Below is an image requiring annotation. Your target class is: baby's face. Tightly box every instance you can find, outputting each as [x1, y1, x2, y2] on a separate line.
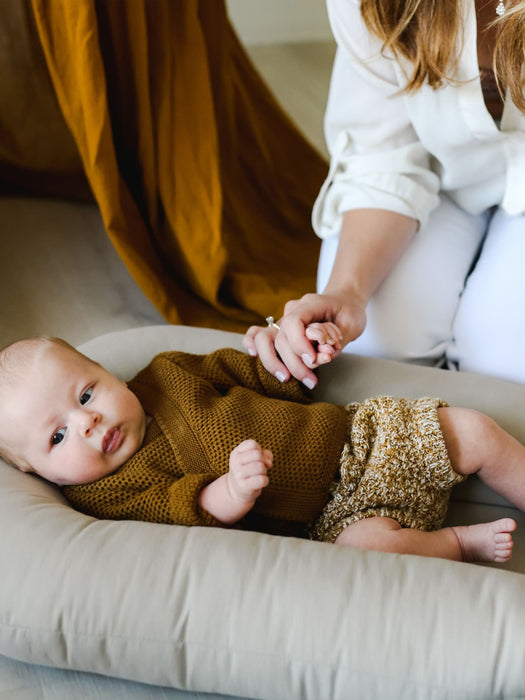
[0, 344, 147, 486]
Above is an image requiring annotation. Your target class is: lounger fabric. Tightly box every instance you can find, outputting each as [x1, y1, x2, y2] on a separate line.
[1, 325, 524, 699]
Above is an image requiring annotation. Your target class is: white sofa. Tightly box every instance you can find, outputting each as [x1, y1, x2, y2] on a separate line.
[1, 324, 524, 699]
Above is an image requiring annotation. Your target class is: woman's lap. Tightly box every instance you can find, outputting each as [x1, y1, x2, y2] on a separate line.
[317, 196, 488, 364]
[317, 198, 525, 380]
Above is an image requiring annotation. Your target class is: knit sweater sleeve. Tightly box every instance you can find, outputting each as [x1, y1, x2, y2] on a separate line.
[63, 471, 224, 527]
[155, 348, 315, 403]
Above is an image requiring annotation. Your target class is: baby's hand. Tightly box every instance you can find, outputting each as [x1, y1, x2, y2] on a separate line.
[304, 321, 343, 366]
[227, 439, 272, 505]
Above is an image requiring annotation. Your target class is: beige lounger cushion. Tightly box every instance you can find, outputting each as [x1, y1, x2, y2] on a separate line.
[1, 325, 524, 699]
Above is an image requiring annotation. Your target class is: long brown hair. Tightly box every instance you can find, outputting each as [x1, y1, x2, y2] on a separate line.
[360, 0, 525, 112]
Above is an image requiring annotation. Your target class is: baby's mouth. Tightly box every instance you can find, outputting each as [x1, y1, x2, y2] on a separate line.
[102, 427, 122, 454]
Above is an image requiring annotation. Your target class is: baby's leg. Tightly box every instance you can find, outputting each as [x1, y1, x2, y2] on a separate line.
[335, 516, 515, 562]
[438, 407, 525, 512]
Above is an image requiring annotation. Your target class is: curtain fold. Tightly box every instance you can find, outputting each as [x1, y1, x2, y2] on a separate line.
[14, 0, 326, 330]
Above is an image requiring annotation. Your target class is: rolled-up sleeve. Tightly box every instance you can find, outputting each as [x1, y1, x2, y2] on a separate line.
[313, 0, 440, 238]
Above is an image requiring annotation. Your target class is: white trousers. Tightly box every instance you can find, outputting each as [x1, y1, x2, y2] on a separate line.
[317, 196, 525, 383]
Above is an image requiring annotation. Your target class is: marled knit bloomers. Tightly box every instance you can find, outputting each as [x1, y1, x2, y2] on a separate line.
[309, 396, 466, 543]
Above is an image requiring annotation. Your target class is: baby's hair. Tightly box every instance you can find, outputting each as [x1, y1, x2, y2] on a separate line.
[0, 336, 90, 468]
[1, 334, 72, 359]
[0, 336, 76, 386]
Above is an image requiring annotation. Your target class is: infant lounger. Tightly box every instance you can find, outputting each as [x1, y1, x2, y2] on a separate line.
[1, 325, 525, 699]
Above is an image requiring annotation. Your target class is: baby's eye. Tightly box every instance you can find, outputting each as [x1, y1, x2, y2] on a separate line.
[80, 387, 93, 405]
[51, 428, 66, 446]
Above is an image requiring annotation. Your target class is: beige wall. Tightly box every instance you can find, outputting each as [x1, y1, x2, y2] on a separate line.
[226, 0, 331, 45]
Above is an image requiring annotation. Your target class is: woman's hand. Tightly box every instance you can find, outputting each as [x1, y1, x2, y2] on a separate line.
[243, 291, 367, 388]
[244, 210, 417, 387]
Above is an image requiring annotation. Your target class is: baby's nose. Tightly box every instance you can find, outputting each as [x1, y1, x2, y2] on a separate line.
[81, 411, 101, 436]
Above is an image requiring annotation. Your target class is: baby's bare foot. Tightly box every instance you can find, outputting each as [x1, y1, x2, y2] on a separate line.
[452, 518, 516, 563]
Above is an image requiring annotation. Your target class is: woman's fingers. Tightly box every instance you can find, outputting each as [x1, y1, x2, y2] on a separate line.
[243, 325, 292, 382]
[243, 322, 319, 387]
[243, 291, 361, 387]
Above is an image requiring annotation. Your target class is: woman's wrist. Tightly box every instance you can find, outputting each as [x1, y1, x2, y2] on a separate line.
[322, 282, 368, 312]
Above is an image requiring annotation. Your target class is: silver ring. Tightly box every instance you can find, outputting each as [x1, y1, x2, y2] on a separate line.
[265, 316, 280, 330]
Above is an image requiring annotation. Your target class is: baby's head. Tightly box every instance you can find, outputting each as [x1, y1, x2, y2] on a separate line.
[0, 337, 146, 486]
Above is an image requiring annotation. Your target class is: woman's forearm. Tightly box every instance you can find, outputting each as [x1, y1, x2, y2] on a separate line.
[323, 209, 418, 304]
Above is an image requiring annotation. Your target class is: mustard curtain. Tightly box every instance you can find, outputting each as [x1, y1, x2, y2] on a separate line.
[13, 0, 326, 330]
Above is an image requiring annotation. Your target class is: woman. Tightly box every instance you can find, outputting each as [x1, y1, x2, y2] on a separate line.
[244, 0, 525, 388]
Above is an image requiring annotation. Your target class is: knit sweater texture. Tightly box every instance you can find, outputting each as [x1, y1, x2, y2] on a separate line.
[63, 348, 348, 534]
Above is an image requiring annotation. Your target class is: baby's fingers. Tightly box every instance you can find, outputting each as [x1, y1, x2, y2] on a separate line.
[230, 440, 272, 473]
[315, 348, 336, 366]
[262, 448, 273, 468]
[305, 322, 342, 347]
[232, 462, 270, 500]
[244, 473, 269, 492]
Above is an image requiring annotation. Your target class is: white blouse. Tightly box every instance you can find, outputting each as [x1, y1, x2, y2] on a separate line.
[313, 0, 525, 239]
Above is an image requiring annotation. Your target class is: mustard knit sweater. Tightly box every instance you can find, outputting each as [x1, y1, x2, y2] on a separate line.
[63, 348, 348, 534]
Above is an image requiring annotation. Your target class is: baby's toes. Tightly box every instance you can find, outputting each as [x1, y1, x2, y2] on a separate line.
[494, 532, 513, 561]
[495, 517, 517, 533]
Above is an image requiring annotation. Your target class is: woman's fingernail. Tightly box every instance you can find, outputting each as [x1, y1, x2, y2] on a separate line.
[302, 377, 316, 390]
[275, 371, 286, 382]
[248, 348, 257, 356]
[302, 353, 314, 367]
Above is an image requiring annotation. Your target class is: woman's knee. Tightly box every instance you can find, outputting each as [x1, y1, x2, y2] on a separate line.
[448, 211, 525, 381]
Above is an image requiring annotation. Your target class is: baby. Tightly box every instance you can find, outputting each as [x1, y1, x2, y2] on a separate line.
[0, 333, 522, 564]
